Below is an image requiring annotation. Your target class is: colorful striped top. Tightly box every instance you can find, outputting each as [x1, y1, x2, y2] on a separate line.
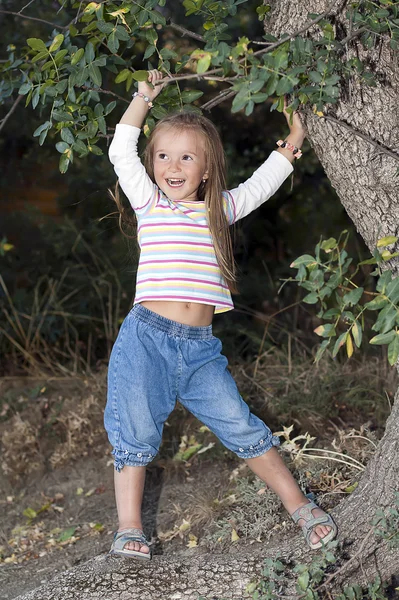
[109, 124, 293, 314]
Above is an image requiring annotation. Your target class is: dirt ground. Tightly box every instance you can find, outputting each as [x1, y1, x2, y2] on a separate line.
[0, 369, 388, 600]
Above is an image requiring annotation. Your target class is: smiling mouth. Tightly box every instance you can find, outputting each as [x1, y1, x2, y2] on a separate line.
[166, 178, 185, 187]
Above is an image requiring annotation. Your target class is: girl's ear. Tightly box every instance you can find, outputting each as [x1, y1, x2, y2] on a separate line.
[202, 170, 209, 182]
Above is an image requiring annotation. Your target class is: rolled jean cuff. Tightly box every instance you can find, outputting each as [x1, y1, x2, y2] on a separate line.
[113, 448, 156, 472]
[235, 433, 280, 459]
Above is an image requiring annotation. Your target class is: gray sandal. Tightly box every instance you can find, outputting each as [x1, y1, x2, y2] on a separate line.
[291, 500, 337, 550]
[109, 527, 151, 560]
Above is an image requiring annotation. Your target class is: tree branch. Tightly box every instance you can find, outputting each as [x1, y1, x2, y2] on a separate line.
[168, 21, 205, 43]
[252, 0, 347, 59]
[0, 9, 70, 29]
[81, 86, 129, 103]
[201, 89, 236, 111]
[0, 95, 23, 133]
[322, 115, 399, 162]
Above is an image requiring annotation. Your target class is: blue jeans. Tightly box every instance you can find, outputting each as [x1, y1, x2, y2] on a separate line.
[104, 304, 279, 471]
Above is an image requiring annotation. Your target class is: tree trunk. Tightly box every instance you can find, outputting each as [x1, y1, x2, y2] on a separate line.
[14, 2, 399, 598]
[266, 0, 399, 586]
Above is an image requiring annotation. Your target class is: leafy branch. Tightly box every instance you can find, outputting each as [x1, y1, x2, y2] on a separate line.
[1, 0, 398, 172]
[288, 232, 399, 365]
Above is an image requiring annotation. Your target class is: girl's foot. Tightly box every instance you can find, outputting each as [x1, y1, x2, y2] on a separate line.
[291, 500, 337, 549]
[109, 527, 151, 559]
[119, 528, 150, 555]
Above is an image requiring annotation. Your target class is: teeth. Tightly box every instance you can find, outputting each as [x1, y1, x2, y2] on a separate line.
[167, 179, 185, 186]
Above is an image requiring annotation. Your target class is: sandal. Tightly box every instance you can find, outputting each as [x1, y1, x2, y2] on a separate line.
[291, 500, 337, 550]
[109, 527, 152, 560]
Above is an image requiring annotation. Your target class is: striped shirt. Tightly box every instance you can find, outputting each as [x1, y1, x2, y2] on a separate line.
[109, 124, 293, 314]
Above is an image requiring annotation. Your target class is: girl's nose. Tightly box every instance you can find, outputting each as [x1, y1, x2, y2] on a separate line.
[170, 160, 181, 172]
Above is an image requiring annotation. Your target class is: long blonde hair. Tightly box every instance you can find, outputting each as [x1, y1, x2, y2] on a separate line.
[111, 111, 238, 293]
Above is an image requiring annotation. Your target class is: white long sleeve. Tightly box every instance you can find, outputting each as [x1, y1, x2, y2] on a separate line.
[227, 151, 293, 223]
[108, 123, 157, 214]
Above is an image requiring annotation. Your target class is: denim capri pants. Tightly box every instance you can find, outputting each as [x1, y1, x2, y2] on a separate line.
[104, 303, 279, 471]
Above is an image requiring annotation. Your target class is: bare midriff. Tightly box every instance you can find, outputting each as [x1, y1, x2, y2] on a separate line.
[140, 300, 215, 326]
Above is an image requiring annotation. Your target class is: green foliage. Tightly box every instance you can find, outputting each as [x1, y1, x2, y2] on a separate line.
[1, 0, 398, 172]
[244, 495, 399, 599]
[289, 232, 399, 365]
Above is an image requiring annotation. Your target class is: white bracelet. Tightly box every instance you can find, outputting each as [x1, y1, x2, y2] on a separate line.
[132, 91, 153, 109]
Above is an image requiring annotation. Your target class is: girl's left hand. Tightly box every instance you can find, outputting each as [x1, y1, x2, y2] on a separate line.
[282, 97, 306, 135]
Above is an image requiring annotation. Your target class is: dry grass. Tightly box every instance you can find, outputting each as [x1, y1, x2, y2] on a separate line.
[0, 232, 124, 377]
[233, 344, 395, 436]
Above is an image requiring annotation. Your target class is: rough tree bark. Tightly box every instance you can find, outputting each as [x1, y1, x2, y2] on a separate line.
[14, 1, 399, 598]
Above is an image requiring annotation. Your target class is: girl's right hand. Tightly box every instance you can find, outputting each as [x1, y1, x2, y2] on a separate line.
[138, 69, 167, 101]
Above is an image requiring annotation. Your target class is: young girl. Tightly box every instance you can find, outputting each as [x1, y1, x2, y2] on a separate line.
[104, 70, 337, 559]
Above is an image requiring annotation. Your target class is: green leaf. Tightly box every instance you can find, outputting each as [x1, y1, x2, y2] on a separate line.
[132, 70, 149, 82]
[107, 31, 119, 54]
[85, 42, 95, 63]
[342, 287, 364, 307]
[381, 250, 399, 261]
[97, 20, 114, 34]
[71, 47, 84, 66]
[197, 54, 212, 74]
[314, 324, 335, 337]
[49, 34, 64, 53]
[54, 49, 68, 65]
[19, 82, 33, 95]
[72, 139, 88, 156]
[33, 121, 51, 137]
[303, 292, 318, 304]
[89, 64, 102, 86]
[151, 105, 169, 120]
[104, 101, 116, 115]
[39, 128, 49, 146]
[376, 270, 392, 293]
[31, 50, 49, 63]
[57, 526, 76, 542]
[276, 76, 296, 96]
[61, 128, 75, 144]
[88, 144, 103, 155]
[56, 142, 70, 153]
[290, 254, 316, 268]
[372, 304, 397, 333]
[115, 68, 130, 84]
[144, 44, 156, 59]
[387, 334, 399, 366]
[352, 321, 363, 348]
[386, 277, 399, 303]
[323, 308, 340, 319]
[59, 153, 70, 173]
[181, 90, 204, 103]
[320, 237, 337, 251]
[365, 296, 388, 310]
[332, 332, 348, 357]
[314, 339, 331, 362]
[369, 330, 396, 345]
[376, 235, 396, 250]
[23, 507, 37, 519]
[297, 570, 310, 591]
[358, 257, 377, 266]
[27, 38, 47, 52]
[145, 28, 158, 45]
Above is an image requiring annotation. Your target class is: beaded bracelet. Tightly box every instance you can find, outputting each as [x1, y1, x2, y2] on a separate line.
[276, 139, 302, 159]
[132, 91, 153, 109]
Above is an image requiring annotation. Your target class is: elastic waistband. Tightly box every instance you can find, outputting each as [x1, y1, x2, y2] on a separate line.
[130, 303, 213, 340]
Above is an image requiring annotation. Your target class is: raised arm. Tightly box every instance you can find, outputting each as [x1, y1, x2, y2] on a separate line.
[109, 70, 166, 214]
[227, 105, 306, 223]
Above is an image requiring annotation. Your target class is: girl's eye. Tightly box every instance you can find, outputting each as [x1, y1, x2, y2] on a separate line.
[158, 153, 168, 159]
[182, 155, 193, 161]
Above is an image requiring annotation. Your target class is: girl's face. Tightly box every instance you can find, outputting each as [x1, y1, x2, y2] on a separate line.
[152, 127, 209, 201]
